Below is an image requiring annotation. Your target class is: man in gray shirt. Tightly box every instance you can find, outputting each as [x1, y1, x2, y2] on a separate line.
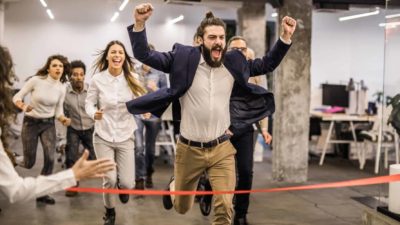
[64, 60, 96, 197]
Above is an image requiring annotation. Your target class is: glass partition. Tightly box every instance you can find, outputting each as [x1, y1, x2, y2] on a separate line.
[375, 0, 400, 220]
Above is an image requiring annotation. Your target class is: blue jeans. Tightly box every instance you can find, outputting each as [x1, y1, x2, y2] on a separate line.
[134, 116, 161, 180]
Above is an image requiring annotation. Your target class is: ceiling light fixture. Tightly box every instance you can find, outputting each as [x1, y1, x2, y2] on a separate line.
[46, 9, 54, 20]
[119, 0, 130, 11]
[168, 15, 184, 24]
[39, 0, 47, 8]
[110, 12, 120, 22]
[339, 9, 379, 22]
[379, 21, 400, 29]
[386, 13, 400, 19]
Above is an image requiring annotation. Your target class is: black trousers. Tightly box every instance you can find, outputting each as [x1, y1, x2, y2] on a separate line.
[230, 127, 255, 218]
[21, 116, 56, 175]
[65, 127, 96, 168]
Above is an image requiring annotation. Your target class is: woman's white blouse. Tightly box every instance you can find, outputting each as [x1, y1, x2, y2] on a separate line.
[85, 70, 137, 142]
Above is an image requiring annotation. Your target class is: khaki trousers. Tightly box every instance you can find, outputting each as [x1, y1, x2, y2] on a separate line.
[174, 139, 236, 225]
[93, 134, 135, 208]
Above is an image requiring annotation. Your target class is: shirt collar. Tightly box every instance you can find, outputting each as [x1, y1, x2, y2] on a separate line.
[104, 70, 124, 82]
[198, 54, 225, 69]
[67, 83, 88, 94]
[199, 54, 206, 66]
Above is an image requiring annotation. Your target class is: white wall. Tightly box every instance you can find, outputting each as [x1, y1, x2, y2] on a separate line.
[3, 0, 398, 99]
[4, 0, 238, 87]
[311, 8, 388, 99]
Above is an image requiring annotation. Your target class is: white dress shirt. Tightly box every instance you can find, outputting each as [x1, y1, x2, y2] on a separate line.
[179, 56, 235, 142]
[0, 128, 76, 203]
[13, 75, 66, 119]
[85, 70, 137, 143]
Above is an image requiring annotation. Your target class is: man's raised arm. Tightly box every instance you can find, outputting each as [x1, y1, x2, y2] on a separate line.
[127, 3, 173, 73]
[248, 16, 297, 76]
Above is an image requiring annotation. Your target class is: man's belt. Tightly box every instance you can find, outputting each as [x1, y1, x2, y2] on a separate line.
[179, 134, 230, 148]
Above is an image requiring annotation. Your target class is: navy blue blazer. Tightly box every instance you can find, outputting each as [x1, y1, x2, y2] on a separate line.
[125, 25, 291, 134]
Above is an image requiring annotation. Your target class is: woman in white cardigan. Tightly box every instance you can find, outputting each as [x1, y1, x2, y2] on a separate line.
[86, 40, 146, 225]
[0, 45, 115, 204]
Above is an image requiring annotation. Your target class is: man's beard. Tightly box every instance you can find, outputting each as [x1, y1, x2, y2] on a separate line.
[202, 44, 227, 68]
[71, 81, 84, 91]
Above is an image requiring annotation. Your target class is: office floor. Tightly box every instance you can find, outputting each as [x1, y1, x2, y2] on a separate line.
[0, 139, 391, 225]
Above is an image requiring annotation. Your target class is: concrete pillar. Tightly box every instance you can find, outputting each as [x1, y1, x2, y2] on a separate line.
[237, 2, 266, 57]
[272, 0, 312, 183]
[0, 1, 5, 44]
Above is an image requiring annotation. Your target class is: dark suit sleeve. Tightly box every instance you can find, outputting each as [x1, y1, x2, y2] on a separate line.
[248, 38, 291, 76]
[127, 24, 174, 74]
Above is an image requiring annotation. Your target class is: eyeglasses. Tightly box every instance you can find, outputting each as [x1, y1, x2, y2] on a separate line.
[229, 47, 247, 52]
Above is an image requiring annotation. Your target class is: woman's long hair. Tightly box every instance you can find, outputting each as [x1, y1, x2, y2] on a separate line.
[0, 46, 17, 165]
[92, 40, 146, 97]
[35, 54, 70, 83]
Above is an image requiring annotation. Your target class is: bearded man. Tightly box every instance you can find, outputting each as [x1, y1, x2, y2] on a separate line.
[126, 3, 296, 225]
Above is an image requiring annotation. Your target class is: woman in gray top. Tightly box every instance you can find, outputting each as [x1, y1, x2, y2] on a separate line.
[0, 45, 115, 204]
[13, 54, 72, 205]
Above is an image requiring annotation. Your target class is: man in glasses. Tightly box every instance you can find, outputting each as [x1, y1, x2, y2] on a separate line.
[227, 36, 274, 225]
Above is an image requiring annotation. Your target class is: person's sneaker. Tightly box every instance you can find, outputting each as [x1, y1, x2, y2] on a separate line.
[103, 208, 115, 225]
[134, 179, 145, 199]
[135, 179, 145, 190]
[36, 195, 55, 205]
[162, 176, 174, 210]
[145, 174, 154, 188]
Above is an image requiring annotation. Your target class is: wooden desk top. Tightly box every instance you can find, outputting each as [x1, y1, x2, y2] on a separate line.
[311, 111, 376, 122]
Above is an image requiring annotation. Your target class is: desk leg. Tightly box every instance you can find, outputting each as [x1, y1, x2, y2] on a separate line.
[375, 124, 383, 174]
[349, 121, 362, 169]
[395, 132, 399, 164]
[320, 121, 334, 166]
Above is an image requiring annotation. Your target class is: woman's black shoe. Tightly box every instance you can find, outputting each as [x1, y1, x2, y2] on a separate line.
[103, 208, 115, 225]
[162, 176, 174, 210]
[36, 195, 55, 205]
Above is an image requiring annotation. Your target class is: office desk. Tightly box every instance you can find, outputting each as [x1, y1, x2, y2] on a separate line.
[311, 112, 376, 167]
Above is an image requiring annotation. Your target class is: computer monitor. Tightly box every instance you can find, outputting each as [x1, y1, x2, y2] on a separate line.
[322, 84, 349, 107]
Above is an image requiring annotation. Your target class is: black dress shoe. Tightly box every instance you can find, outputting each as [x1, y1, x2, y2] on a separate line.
[103, 208, 115, 225]
[36, 195, 56, 205]
[118, 183, 129, 204]
[234, 216, 249, 225]
[162, 177, 174, 210]
[118, 192, 129, 204]
[65, 190, 78, 197]
[65, 182, 79, 197]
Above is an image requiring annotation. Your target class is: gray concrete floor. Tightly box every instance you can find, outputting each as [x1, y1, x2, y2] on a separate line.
[0, 138, 392, 225]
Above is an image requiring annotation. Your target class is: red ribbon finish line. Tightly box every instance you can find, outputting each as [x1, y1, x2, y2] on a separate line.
[67, 174, 400, 196]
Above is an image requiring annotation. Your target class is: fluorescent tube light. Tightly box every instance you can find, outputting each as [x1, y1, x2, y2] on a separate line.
[386, 13, 400, 19]
[379, 21, 400, 28]
[119, 0, 130, 11]
[168, 15, 184, 24]
[339, 9, 379, 21]
[271, 13, 278, 18]
[39, 0, 47, 8]
[46, 9, 54, 19]
[110, 12, 120, 22]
